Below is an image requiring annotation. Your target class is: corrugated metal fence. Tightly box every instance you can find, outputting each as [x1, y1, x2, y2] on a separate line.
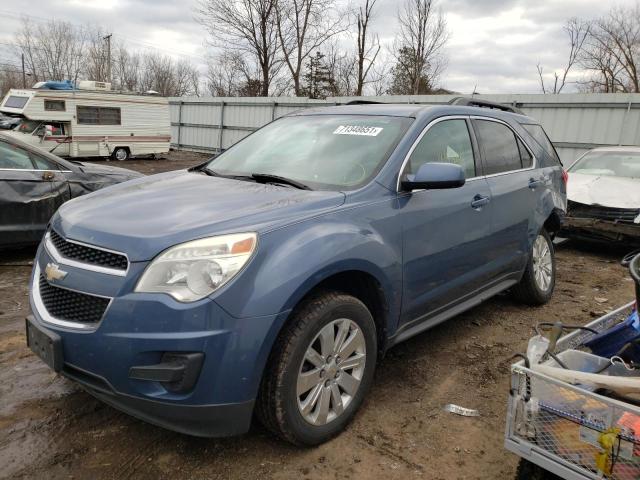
[169, 93, 640, 164]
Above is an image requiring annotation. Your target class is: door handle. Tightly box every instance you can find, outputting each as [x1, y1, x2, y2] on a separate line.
[41, 171, 55, 181]
[471, 194, 490, 210]
[528, 178, 544, 189]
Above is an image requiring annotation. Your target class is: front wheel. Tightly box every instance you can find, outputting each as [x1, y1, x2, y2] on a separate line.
[256, 291, 377, 445]
[512, 229, 556, 305]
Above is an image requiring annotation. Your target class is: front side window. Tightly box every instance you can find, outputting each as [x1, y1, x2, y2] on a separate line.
[17, 120, 41, 134]
[31, 154, 58, 170]
[77, 106, 121, 125]
[0, 141, 35, 170]
[44, 100, 65, 112]
[407, 119, 475, 179]
[206, 115, 412, 190]
[568, 151, 640, 179]
[474, 120, 525, 175]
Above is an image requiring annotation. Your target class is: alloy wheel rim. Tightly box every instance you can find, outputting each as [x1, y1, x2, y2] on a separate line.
[532, 234, 552, 292]
[296, 318, 366, 426]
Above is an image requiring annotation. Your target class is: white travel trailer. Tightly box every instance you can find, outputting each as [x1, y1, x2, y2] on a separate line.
[0, 81, 171, 160]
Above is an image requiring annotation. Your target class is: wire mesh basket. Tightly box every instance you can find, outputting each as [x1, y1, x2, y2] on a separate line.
[506, 302, 640, 480]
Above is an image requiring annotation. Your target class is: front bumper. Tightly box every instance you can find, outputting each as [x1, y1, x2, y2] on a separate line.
[28, 241, 288, 437]
[561, 216, 640, 245]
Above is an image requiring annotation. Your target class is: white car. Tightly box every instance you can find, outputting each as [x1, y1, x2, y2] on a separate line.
[562, 147, 640, 245]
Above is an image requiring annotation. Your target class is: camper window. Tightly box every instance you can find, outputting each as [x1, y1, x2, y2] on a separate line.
[4, 96, 29, 109]
[44, 100, 65, 112]
[77, 106, 121, 125]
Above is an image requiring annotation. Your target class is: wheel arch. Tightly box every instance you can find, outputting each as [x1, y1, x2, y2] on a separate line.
[544, 208, 563, 237]
[285, 267, 391, 356]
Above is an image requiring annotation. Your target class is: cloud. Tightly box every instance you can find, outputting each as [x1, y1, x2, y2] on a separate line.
[0, 0, 637, 94]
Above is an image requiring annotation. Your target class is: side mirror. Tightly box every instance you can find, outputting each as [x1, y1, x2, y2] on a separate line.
[401, 162, 466, 191]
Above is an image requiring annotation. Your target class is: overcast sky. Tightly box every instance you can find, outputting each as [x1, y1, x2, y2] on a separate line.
[0, 0, 637, 95]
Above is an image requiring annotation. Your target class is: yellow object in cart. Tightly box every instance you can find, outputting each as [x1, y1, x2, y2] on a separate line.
[595, 428, 620, 476]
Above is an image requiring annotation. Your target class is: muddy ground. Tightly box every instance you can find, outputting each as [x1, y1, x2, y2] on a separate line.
[1, 151, 638, 479]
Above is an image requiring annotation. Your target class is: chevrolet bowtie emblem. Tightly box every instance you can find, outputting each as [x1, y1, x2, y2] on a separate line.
[45, 263, 68, 282]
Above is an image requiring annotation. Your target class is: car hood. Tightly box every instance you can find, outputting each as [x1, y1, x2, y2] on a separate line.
[53, 170, 346, 261]
[568, 172, 640, 209]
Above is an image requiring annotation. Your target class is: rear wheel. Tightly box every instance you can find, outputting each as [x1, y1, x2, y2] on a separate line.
[112, 147, 129, 161]
[256, 291, 377, 445]
[512, 229, 555, 305]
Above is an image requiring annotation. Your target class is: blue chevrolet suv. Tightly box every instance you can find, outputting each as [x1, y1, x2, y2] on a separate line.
[26, 101, 566, 445]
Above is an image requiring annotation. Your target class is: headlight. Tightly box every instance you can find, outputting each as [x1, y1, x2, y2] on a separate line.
[135, 233, 257, 302]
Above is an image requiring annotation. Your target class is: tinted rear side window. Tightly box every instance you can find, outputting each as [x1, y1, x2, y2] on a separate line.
[473, 120, 522, 175]
[522, 123, 561, 165]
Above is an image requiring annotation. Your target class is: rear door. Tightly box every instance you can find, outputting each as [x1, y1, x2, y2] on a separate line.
[472, 117, 539, 277]
[0, 140, 68, 246]
[399, 117, 494, 327]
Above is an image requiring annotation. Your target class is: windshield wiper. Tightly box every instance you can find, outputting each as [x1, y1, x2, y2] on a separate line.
[251, 173, 311, 190]
[200, 166, 220, 177]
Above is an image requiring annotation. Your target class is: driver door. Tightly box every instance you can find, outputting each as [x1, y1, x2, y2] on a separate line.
[398, 117, 495, 329]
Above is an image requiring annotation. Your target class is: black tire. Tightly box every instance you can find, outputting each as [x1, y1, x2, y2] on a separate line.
[256, 291, 377, 446]
[112, 147, 129, 161]
[515, 459, 561, 480]
[512, 229, 556, 306]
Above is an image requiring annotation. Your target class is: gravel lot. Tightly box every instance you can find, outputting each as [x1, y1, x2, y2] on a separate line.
[1, 151, 637, 479]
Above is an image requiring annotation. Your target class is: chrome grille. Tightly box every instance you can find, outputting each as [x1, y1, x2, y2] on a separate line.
[38, 274, 110, 324]
[49, 230, 128, 271]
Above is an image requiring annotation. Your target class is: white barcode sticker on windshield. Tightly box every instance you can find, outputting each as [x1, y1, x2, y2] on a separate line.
[333, 125, 383, 136]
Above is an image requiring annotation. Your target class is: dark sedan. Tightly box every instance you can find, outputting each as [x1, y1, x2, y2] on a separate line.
[0, 132, 142, 247]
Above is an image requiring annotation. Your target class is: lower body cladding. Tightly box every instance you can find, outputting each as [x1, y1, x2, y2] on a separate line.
[27, 260, 289, 437]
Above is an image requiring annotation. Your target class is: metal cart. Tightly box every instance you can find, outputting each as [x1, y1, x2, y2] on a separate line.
[505, 302, 640, 479]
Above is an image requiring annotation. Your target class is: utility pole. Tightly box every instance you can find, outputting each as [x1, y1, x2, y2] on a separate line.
[103, 33, 112, 83]
[21, 53, 26, 88]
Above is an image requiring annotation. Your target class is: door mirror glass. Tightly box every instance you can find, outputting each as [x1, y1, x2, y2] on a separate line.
[401, 162, 466, 191]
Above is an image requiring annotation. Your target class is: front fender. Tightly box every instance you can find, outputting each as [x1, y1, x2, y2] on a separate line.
[213, 215, 402, 323]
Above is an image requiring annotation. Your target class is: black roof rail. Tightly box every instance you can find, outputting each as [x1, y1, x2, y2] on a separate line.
[344, 100, 384, 105]
[449, 96, 524, 115]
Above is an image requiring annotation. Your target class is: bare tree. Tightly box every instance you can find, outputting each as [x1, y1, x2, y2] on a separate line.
[275, 0, 346, 96]
[15, 18, 87, 84]
[85, 28, 111, 83]
[324, 43, 357, 96]
[355, 0, 380, 96]
[206, 51, 262, 96]
[112, 44, 142, 91]
[195, 0, 281, 96]
[389, 0, 449, 95]
[0, 69, 23, 96]
[136, 52, 200, 96]
[537, 18, 589, 94]
[591, 5, 640, 92]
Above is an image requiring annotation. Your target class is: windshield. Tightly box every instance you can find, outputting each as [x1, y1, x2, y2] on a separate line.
[15, 120, 41, 134]
[206, 115, 412, 190]
[569, 151, 640, 179]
